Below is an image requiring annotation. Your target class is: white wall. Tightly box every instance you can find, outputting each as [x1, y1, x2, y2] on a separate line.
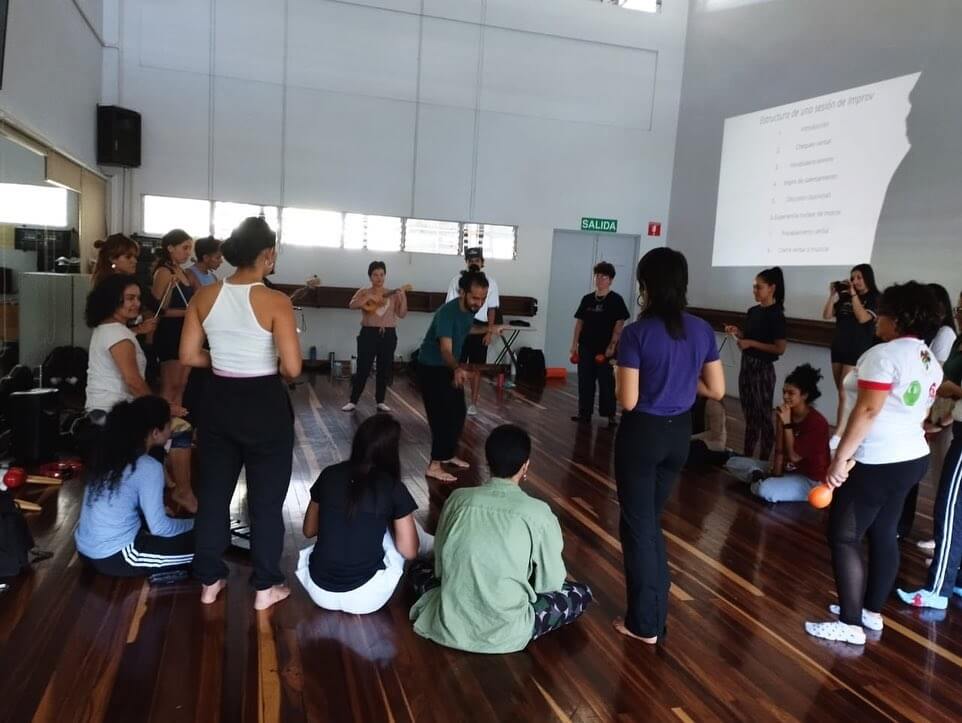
[0, 0, 104, 168]
[105, 0, 689, 359]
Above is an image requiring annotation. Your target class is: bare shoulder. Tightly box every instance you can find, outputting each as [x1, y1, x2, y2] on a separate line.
[190, 280, 222, 314]
[251, 284, 293, 309]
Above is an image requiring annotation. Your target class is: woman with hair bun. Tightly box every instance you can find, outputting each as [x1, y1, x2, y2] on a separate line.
[151, 229, 195, 410]
[181, 216, 301, 610]
[726, 364, 831, 503]
[90, 233, 158, 336]
[724, 266, 787, 463]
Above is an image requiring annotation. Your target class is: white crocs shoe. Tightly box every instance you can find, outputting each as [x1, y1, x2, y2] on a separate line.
[376, 403, 391, 412]
[805, 620, 866, 645]
[828, 604, 884, 631]
[341, 402, 356, 412]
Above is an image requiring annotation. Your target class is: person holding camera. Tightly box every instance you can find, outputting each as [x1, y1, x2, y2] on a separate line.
[822, 264, 880, 445]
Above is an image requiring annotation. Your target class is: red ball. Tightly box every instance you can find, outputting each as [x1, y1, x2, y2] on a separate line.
[808, 484, 834, 509]
[570, 353, 580, 364]
[594, 354, 607, 364]
[3, 468, 27, 489]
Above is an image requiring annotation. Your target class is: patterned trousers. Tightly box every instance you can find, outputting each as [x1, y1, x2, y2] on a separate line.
[738, 354, 777, 461]
[409, 560, 593, 639]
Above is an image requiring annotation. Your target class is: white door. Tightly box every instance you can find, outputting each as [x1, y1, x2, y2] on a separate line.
[544, 231, 643, 370]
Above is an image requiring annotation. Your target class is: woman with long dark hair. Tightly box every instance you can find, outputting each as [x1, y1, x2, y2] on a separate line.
[613, 248, 724, 643]
[806, 282, 942, 645]
[822, 264, 880, 440]
[74, 396, 194, 576]
[181, 216, 301, 610]
[927, 283, 958, 363]
[725, 267, 787, 462]
[151, 229, 195, 410]
[296, 414, 428, 614]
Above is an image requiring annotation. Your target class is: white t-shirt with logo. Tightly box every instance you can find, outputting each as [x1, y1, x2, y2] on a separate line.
[86, 322, 146, 413]
[446, 272, 500, 323]
[843, 337, 943, 464]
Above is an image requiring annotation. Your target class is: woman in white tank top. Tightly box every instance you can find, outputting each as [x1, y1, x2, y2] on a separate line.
[180, 216, 302, 611]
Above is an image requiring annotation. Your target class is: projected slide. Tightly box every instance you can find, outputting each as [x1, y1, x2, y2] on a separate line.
[711, 73, 920, 267]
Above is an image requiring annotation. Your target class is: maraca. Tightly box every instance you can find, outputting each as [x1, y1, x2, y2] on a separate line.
[2, 467, 27, 490]
[594, 353, 607, 365]
[808, 483, 834, 509]
[570, 352, 580, 364]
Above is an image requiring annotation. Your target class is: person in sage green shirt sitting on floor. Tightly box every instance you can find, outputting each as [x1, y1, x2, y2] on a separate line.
[408, 424, 593, 653]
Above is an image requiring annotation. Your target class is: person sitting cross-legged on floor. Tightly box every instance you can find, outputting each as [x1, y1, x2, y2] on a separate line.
[296, 414, 433, 615]
[409, 424, 593, 653]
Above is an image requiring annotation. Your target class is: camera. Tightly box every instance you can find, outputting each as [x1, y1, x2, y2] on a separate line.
[833, 280, 851, 294]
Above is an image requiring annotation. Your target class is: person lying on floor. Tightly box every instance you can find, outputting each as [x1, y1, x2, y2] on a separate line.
[724, 364, 831, 502]
[74, 396, 194, 576]
[409, 424, 593, 653]
[296, 414, 432, 615]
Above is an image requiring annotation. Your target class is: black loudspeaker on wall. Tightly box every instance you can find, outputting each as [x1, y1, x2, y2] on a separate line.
[9, 389, 60, 465]
[97, 105, 142, 167]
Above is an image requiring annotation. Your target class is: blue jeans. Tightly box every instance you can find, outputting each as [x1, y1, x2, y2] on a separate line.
[725, 456, 817, 503]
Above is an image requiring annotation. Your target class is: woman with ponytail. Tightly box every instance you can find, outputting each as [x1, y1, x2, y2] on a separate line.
[151, 229, 195, 410]
[724, 267, 787, 462]
[74, 396, 194, 576]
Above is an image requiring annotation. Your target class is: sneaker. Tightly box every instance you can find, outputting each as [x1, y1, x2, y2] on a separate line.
[341, 402, 356, 412]
[896, 588, 948, 610]
[916, 539, 936, 550]
[828, 604, 884, 631]
[376, 403, 391, 412]
[804, 620, 866, 645]
[466, 404, 478, 416]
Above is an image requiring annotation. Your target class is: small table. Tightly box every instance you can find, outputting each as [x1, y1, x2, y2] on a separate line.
[493, 326, 537, 382]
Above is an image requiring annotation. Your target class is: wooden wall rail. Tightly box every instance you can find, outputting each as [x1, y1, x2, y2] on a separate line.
[688, 306, 835, 348]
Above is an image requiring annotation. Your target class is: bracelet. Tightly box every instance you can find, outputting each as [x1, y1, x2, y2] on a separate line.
[782, 423, 795, 430]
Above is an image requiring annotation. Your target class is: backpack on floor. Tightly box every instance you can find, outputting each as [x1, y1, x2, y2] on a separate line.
[515, 347, 546, 385]
[42, 346, 88, 390]
[0, 490, 35, 577]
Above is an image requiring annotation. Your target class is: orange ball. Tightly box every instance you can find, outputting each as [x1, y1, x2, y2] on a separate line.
[570, 353, 580, 364]
[808, 483, 834, 509]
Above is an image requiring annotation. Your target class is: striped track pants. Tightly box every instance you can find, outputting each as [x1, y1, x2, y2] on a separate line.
[926, 422, 962, 597]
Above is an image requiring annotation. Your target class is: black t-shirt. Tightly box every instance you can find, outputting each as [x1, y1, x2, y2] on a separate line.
[742, 304, 787, 362]
[574, 291, 630, 354]
[833, 290, 879, 352]
[308, 461, 417, 592]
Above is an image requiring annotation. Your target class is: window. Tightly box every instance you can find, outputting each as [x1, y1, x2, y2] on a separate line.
[343, 213, 402, 252]
[462, 223, 517, 260]
[142, 195, 211, 238]
[0, 183, 68, 227]
[609, 0, 660, 12]
[280, 207, 342, 247]
[213, 201, 279, 239]
[403, 218, 460, 255]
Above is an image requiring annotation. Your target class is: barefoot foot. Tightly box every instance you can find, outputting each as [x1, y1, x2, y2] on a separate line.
[426, 462, 458, 483]
[201, 579, 227, 605]
[446, 457, 470, 469]
[613, 617, 657, 644]
[254, 584, 291, 611]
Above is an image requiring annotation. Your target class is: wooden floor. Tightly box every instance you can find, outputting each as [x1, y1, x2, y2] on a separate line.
[2, 373, 962, 722]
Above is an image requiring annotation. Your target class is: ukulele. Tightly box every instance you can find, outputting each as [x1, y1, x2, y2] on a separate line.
[361, 284, 413, 313]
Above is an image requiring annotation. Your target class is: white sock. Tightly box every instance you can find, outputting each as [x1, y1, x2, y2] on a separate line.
[805, 620, 866, 645]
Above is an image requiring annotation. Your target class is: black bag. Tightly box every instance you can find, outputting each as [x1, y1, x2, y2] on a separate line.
[0, 490, 35, 577]
[515, 347, 546, 385]
[42, 346, 88, 390]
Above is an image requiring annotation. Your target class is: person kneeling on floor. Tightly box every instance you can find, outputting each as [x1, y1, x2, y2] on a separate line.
[74, 396, 194, 576]
[724, 364, 831, 503]
[296, 414, 432, 614]
[409, 424, 592, 653]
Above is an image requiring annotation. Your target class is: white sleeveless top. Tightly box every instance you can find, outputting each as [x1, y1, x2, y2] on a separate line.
[203, 282, 278, 376]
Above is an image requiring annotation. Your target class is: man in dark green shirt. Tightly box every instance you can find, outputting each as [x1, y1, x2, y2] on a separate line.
[418, 269, 500, 482]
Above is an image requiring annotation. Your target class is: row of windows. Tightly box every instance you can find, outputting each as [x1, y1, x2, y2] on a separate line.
[142, 195, 518, 260]
[0, 183, 69, 227]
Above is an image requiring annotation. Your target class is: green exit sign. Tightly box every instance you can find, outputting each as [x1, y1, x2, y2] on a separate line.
[581, 217, 618, 233]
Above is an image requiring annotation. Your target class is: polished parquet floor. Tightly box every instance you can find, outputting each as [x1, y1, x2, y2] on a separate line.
[2, 372, 961, 722]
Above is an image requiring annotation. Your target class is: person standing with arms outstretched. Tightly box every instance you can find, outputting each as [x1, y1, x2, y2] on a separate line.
[421, 269, 501, 482]
[445, 248, 499, 416]
[180, 216, 302, 611]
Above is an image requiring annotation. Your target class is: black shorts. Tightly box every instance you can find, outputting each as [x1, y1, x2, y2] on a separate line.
[460, 323, 489, 364]
[831, 340, 865, 367]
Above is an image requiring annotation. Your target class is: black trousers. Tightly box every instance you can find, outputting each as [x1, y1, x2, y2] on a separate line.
[577, 346, 615, 418]
[351, 327, 397, 404]
[83, 529, 194, 577]
[417, 364, 466, 461]
[926, 423, 962, 596]
[193, 374, 294, 590]
[615, 410, 691, 638]
[829, 455, 929, 625]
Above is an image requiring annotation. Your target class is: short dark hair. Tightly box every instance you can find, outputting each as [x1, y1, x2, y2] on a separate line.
[458, 269, 490, 293]
[85, 273, 140, 327]
[193, 236, 222, 262]
[485, 425, 531, 478]
[593, 261, 616, 279]
[368, 261, 386, 277]
[221, 216, 276, 268]
[785, 363, 823, 404]
[878, 281, 942, 340]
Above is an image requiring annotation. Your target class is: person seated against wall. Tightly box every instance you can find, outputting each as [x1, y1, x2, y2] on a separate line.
[84, 274, 196, 512]
[74, 396, 194, 577]
[687, 396, 732, 467]
[409, 424, 593, 653]
[724, 364, 830, 503]
[296, 414, 432, 615]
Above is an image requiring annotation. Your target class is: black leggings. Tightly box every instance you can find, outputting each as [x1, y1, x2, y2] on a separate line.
[193, 374, 294, 590]
[83, 529, 194, 577]
[417, 364, 466, 461]
[829, 455, 929, 625]
[738, 355, 776, 460]
[351, 327, 397, 404]
[615, 410, 691, 638]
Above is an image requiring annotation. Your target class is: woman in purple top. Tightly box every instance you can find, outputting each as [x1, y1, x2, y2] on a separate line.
[613, 248, 725, 644]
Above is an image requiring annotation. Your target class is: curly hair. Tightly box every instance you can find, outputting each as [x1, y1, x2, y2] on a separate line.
[879, 282, 942, 341]
[85, 274, 140, 328]
[457, 269, 489, 293]
[785, 363, 823, 404]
